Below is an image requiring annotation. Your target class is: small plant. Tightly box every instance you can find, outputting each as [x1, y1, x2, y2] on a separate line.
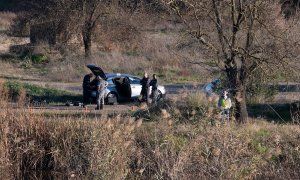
[4, 80, 23, 102]
[31, 53, 49, 64]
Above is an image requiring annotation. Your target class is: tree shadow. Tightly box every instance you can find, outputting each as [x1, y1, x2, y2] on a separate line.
[248, 103, 292, 123]
[0, 0, 29, 12]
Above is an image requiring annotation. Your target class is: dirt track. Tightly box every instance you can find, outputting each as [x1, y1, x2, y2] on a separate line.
[10, 101, 146, 117]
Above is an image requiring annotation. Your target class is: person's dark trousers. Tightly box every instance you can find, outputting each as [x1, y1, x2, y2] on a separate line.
[141, 88, 150, 105]
[152, 90, 158, 105]
[83, 90, 90, 107]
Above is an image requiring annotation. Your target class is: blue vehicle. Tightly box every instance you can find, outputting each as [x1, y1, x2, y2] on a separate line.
[87, 64, 166, 104]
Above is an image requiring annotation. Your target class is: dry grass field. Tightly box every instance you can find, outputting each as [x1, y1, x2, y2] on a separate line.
[1, 81, 300, 179]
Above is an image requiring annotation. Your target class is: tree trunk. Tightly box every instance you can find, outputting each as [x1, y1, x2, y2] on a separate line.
[226, 67, 249, 123]
[82, 21, 92, 60]
[233, 88, 248, 123]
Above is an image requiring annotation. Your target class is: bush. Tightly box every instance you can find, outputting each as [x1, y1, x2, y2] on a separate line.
[3, 80, 80, 104]
[133, 92, 210, 124]
[23, 83, 81, 103]
[246, 69, 279, 103]
[31, 54, 49, 64]
[4, 80, 25, 102]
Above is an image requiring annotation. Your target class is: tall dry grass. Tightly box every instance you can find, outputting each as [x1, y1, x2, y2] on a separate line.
[1, 80, 300, 179]
[131, 119, 300, 179]
[0, 109, 140, 178]
[0, 79, 139, 179]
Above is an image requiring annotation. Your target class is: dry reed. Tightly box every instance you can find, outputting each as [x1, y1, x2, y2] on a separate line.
[1, 80, 300, 179]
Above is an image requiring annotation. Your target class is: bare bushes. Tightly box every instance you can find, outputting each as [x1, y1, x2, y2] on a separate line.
[130, 120, 300, 179]
[133, 91, 211, 124]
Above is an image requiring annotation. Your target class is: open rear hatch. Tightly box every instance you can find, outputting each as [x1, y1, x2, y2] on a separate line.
[86, 64, 107, 80]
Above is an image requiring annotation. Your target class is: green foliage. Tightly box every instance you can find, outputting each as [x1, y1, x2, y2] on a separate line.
[31, 54, 49, 64]
[250, 129, 271, 155]
[247, 69, 279, 103]
[18, 48, 32, 60]
[4, 80, 23, 101]
[163, 135, 190, 152]
[4, 80, 80, 103]
[217, 69, 280, 104]
[23, 83, 81, 103]
[247, 84, 278, 103]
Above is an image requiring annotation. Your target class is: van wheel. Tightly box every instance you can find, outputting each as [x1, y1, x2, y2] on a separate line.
[106, 92, 118, 105]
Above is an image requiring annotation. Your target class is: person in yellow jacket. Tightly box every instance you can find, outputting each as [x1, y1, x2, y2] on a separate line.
[218, 90, 232, 123]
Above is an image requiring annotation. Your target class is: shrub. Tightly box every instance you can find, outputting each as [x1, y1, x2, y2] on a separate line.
[4, 80, 24, 102]
[3, 80, 80, 104]
[31, 54, 49, 64]
[246, 69, 279, 103]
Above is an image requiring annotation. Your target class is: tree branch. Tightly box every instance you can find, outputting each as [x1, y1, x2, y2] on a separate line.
[212, 0, 229, 60]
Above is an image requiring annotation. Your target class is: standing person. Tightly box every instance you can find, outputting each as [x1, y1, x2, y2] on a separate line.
[91, 76, 108, 110]
[82, 73, 93, 108]
[218, 90, 232, 124]
[140, 72, 150, 105]
[204, 79, 220, 97]
[204, 79, 221, 105]
[150, 74, 158, 105]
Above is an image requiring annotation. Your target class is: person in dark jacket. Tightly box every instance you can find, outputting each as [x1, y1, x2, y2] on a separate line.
[140, 72, 150, 104]
[150, 74, 158, 105]
[91, 76, 108, 110]
[82, 73, 93, 107]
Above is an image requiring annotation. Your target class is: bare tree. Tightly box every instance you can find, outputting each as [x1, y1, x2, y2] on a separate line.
[25, 0, 112, 59]
[80, 0, 111, 59]
[161, 0, 299, 123]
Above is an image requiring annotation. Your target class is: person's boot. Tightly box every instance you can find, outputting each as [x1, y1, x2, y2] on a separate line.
[95, 106, 100, 110]
[100, 104, 104, 110]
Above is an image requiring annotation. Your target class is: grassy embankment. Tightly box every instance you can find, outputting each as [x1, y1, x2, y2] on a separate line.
[4, 80, 81, 104]
[0, 80, 299, 179]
